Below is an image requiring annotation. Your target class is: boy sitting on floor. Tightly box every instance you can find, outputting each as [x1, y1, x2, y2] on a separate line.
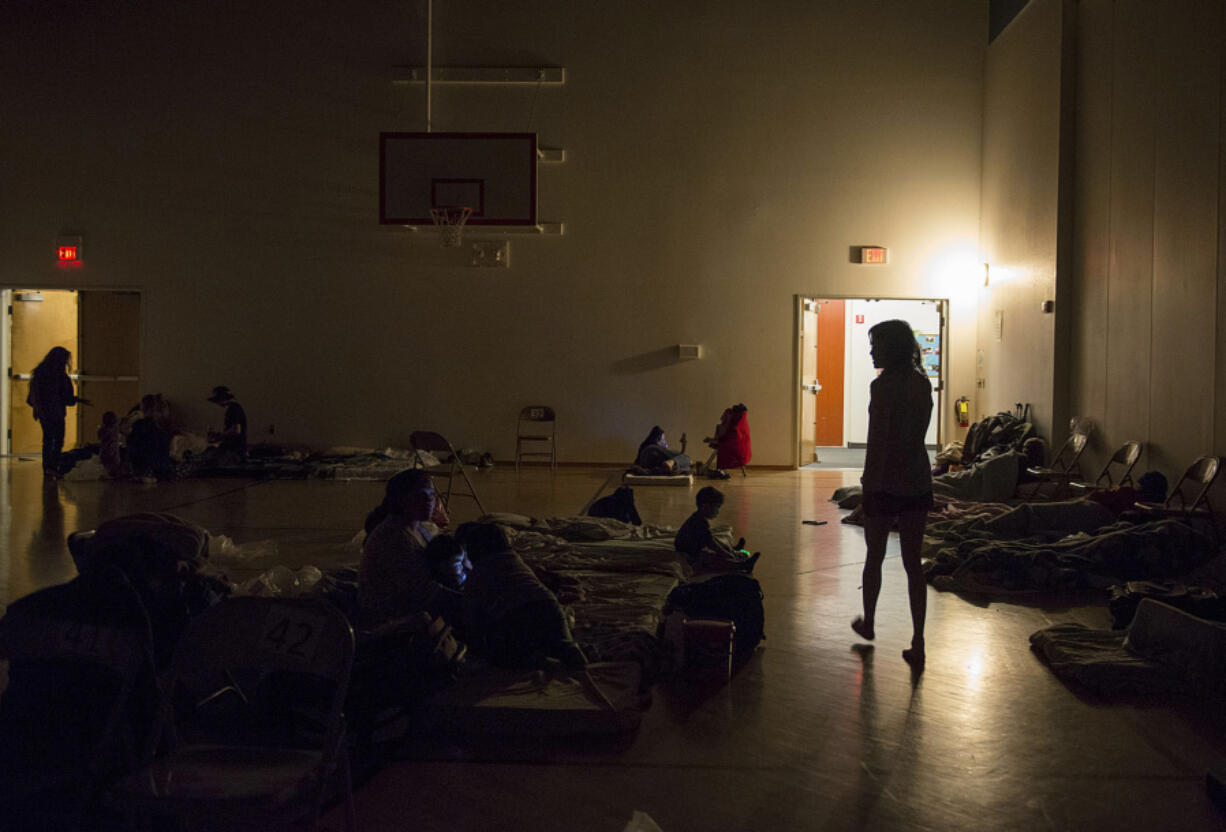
[456, 521, 587, 669]
[675, 486, 759, 574]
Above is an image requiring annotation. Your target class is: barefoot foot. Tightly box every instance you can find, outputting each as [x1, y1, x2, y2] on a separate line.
[902, 640, 925, 668]
[851, 617, 875, 641]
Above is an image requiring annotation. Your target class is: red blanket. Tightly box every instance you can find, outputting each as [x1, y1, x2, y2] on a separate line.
[717, 415, 751, 469]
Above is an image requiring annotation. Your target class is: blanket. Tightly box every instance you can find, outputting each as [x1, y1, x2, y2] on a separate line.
[930, 451, 1023, 501]
[179, 446, 443, 480]
[1031, 598, 1226, 698]
[921, 498, 1113, 544]
[482, 514, 681, 670]
[841, 493, 1014, 529]
[621, 473, 694, 487]
[833, 452, 1022, 513]
[924, 517, 1217, 597]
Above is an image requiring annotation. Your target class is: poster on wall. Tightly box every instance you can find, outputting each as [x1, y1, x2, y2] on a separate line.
[917, 333, 940, 378]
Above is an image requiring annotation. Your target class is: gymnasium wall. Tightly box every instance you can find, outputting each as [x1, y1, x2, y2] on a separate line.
[976, 0, 1070, 438]
[1068, 0, 1226, 479]
[0, 0, 986, 464]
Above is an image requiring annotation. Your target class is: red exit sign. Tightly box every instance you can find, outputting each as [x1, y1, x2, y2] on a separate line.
[857, 246, 888, 264]
[56, 235, 84, 265]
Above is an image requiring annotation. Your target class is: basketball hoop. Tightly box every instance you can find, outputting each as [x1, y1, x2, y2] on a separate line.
[430, 206, 472, 247]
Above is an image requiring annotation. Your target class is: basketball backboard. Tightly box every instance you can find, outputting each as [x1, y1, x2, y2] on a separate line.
[379, 132, 538, 226]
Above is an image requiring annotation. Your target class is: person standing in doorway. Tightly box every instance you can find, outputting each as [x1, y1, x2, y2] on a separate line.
[850, 319, 933, 668]
[27, 346, 88, 479]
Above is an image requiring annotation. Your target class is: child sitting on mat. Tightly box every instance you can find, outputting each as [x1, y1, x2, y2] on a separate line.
[674, 486, 759, 574]
[456, 521, 587, 669]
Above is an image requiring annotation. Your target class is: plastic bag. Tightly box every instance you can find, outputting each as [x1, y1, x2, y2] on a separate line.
[622, 811, 664, 832]
[345, 529, 367, 553]
[208, 534, 280, 562]
[61, 457, 106, 481]
[379, 446, 416, 460]
[236, 565, 323, 597]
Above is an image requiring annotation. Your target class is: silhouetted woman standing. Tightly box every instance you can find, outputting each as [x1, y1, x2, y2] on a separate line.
[850, 320, 933, 667]
[27, 346, 86, 479]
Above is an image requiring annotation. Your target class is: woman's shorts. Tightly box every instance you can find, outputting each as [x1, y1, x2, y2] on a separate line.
[861, 490, 934, 518]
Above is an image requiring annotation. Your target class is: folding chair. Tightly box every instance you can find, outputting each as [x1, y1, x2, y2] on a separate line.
[1025, 418, 1094, 500]
[108, 596, 357, 832]
[1067, 440, 1143, 496]
[1134, 455, 1221, 522]
[411, 430, 488, 515]
[515, 405, 557, 472]
[0, 566, 157, 831]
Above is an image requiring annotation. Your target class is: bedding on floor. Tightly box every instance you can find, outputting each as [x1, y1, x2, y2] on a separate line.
[621, 472, 694, 486]
[832, 451, 1024, 509]
[175, 446, 444, 480]
[1031, 598, 1226, 698]
[840, 493, 1015, 529]
[923, 516, 1217, 597]
[414, 661, 647, 737]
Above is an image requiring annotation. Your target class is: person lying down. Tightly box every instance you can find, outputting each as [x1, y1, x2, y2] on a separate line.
[965, 471, 1168, 540]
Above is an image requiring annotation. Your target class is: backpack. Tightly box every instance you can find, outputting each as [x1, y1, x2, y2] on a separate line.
[664, 574, 765, 657]
[587, 486, 643, 526]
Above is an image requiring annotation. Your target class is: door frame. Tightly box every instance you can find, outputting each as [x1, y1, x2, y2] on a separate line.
[793, 294, 949, 468]
[2, 284, 144, 456]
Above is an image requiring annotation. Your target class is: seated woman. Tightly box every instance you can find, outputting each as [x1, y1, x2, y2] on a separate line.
[456, 521, 587, 669]
[703, 403, 751, 478]
[358, 469, 459, 629]
[631, 426, 692, 475]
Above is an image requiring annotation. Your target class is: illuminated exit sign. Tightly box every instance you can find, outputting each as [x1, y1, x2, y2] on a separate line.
[857, 246, 888, 264]
[56, 235, 84, 265]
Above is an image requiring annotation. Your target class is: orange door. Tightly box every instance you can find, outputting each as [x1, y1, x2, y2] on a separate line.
[815, 299, 845, 446]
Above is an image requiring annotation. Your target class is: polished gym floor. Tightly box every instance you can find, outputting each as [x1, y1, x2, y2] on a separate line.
[2, 457, 1225, 831]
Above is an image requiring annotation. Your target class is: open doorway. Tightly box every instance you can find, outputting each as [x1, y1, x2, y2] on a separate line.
[2, 288, 141, 456]
[795, 296, 945, 468]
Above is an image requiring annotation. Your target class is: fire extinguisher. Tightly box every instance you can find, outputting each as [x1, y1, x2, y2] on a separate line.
[955, 396, 970, 428]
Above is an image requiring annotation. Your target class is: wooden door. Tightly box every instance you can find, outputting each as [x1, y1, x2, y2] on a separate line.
[9, 290, 79, 453]
[799, 300, 818, 465]
[815, 299, 846, 446]
[78, 291, 141, 443]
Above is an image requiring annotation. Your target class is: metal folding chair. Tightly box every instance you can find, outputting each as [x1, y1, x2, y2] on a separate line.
[515, 406, 557, 472]
[0, 566, 157, 830]
[1067, 440, 1144, 496]
[1134, 455, 1220, 521]
[108, 597, 357, 832]
[410, 430, 488, 515]
[1025, 418, 1094, 500]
